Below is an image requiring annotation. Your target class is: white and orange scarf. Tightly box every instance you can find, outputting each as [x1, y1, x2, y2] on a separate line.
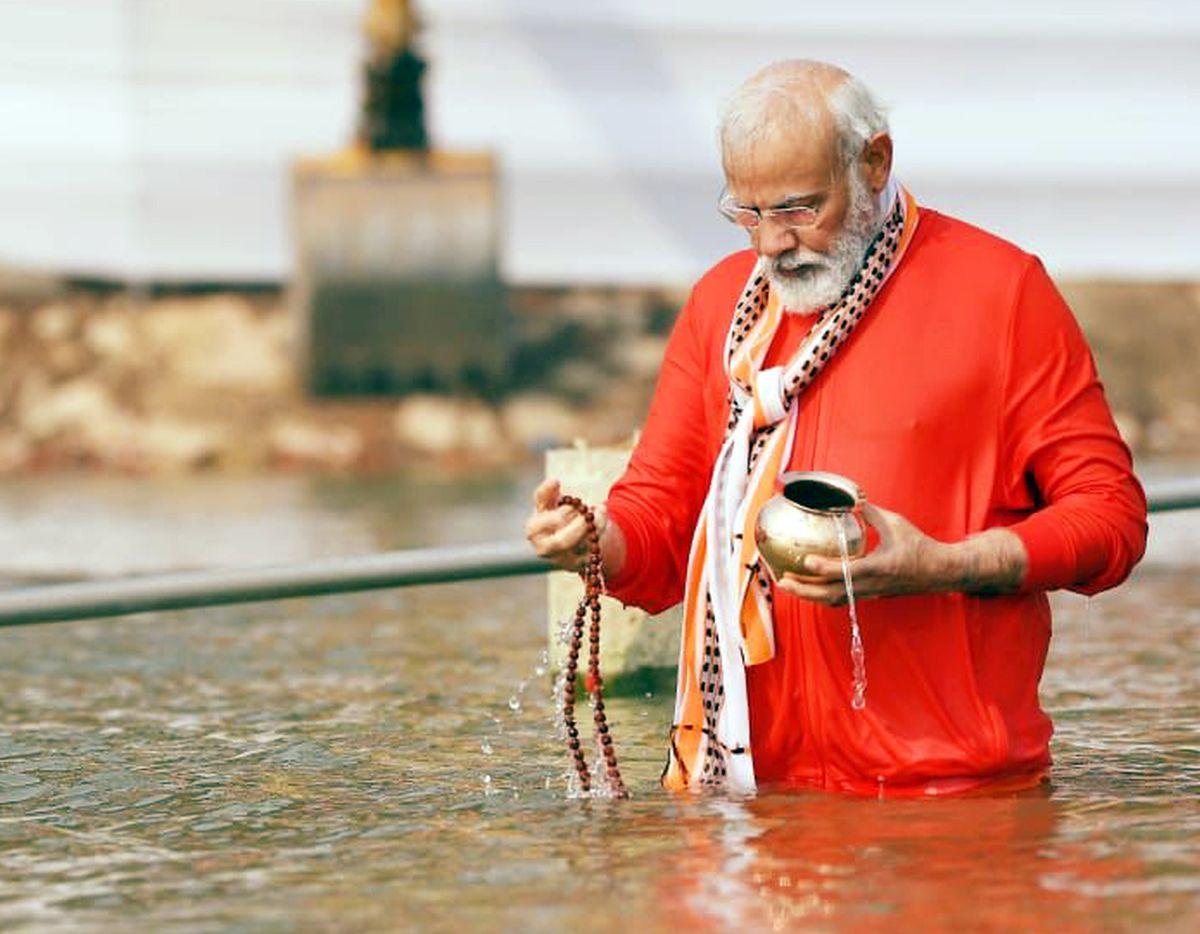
[663, 181, 920, 794]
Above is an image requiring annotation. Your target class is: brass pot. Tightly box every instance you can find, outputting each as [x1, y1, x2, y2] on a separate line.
[754, 471, 867, 581]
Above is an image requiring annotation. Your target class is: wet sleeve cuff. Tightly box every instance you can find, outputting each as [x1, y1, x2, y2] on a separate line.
[1009, 511, 1077, 593]
[602, 503, 650, 609]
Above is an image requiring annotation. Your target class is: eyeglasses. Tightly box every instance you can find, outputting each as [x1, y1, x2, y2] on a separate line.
[718, 191, 823, 230]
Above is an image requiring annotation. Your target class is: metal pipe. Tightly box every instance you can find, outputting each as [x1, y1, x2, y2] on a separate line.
[0, 477, 1197, 629]
[0, 542, 546, 628]
[1145, 477, 1200, 514]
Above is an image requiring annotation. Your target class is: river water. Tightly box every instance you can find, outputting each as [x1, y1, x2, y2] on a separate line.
[0, 470, 1197, 930]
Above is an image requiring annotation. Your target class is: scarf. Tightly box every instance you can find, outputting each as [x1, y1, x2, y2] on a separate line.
[663, 182, 920, 794]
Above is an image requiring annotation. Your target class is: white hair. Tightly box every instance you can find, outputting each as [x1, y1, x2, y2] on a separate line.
[719, 61, 889, 169]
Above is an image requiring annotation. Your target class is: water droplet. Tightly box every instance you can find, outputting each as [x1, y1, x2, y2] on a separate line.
[508, 695, 522, 713]
[534, 665, 547, 677]
[480, 740, 493, 756]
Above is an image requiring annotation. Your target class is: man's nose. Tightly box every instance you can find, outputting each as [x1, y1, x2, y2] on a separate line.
[754, 217, 799, 258]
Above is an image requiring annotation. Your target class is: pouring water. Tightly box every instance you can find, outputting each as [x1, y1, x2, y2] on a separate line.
[835, 523, 867, 710]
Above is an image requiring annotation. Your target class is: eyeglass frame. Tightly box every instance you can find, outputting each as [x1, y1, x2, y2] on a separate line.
[717, 188, 831, 231]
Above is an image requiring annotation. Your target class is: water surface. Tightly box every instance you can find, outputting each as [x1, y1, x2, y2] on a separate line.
[0, 472, 1196, 930]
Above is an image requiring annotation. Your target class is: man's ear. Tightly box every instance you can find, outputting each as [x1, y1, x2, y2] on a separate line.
[861, 133, 893, 194]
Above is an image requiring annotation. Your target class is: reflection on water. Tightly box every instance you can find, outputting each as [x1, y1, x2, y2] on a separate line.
[0, 472, 1197, 929]
[0, 471, 536, 578]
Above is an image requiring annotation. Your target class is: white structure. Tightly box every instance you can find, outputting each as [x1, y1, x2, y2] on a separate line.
[1, 0, 1197, 285]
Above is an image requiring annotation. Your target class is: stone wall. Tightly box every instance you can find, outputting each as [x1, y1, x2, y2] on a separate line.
[0, 278, 1195, 474]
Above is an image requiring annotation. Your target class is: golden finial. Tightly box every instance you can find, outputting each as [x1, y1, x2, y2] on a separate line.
[363, 0, 417, 55]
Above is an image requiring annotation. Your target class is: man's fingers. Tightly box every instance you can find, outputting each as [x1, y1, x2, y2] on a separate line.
[782, 571, 831, 586]
[539, 513, 588, 557]
[527, 507, 581, 545]
[777, 577, 885, 604]
[533, 477, 561, 511]
[801, 554, 846, 579]
[526, 479, 606, 572]
[811, 550, 892, 584]
[775, 577, 847, 606]
[525, 505, 573, 540]
[861, 502, 900, 547]
[798, 552, 889, 583]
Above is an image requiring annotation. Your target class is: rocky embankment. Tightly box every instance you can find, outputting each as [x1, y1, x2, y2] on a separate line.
[0, 279, 1195, 474]
[0, 284, 675, 473]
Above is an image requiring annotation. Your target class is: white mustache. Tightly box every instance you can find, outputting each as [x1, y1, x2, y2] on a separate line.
[774, 252, 829, 273]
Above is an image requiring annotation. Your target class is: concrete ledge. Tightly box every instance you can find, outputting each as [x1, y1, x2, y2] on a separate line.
[545, 443, 680, 682]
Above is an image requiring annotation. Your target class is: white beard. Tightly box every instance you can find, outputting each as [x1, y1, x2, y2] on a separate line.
[766, 168, 882, 313]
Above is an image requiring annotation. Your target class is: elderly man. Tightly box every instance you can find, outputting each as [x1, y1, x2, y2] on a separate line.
[525, 60, 1146, 796]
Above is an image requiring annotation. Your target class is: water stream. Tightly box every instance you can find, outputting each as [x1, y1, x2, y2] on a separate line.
[835, 522, 868, 710]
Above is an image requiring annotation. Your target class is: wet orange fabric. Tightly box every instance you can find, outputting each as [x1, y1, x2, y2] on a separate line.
[605, 209, 1148, 796]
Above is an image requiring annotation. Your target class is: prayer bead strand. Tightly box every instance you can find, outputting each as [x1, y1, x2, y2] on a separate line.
[558, 495, 628, 799]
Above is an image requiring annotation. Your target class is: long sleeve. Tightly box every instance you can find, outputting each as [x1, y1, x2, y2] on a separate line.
[1001, 258, 1148, 594]
[604, 286, 720, 614]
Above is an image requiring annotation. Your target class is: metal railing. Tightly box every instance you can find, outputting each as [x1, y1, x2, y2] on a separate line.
[0, 477, 1197, 629]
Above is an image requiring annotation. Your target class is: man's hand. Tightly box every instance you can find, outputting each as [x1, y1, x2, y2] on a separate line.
[776, 502, 1027, 605]
[525, 477, 626, 578]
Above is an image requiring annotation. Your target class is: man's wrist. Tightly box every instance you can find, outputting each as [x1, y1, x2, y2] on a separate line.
[938, 529, 1028, 595]
[599, 517, 627, 583]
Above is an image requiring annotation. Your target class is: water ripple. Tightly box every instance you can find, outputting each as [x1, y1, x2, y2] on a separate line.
[0, 478, 1195, 929]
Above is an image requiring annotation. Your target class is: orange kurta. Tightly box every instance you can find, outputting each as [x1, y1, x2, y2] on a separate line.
[604, 209, 1147, 796]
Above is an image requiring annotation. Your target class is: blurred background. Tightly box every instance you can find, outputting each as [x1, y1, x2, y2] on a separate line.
[0, 0, 1196, 479]
[0, 6, 1197, 928]
[4, 0, 1199, 282]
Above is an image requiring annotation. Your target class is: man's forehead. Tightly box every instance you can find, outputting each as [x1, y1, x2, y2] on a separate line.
[723, 133, 839, 203]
